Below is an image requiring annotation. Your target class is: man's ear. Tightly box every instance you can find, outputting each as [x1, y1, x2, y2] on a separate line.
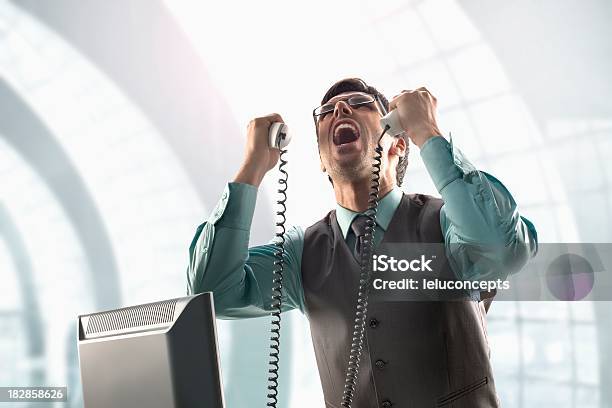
[319, 151, 326, 172]
[389, 136, 407, 158]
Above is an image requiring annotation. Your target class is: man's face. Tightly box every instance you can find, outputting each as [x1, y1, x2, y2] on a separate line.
[316, 91, 385, 183]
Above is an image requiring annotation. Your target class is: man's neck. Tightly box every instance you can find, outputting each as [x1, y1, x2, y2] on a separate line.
[334, 178, 396, 212]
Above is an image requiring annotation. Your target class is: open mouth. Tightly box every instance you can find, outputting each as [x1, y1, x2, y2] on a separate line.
[332, 121, 360, 146]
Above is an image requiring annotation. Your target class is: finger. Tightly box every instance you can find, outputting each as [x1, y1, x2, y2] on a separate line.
[266, 113, 284, 123]
[389, 95, 400, 110]
[416, 87, 430, 98]
[391, 91, 417, 110]
[393, 89, 413, 99]
[417, 86, 437, 101]
[391, 89, 413, 100]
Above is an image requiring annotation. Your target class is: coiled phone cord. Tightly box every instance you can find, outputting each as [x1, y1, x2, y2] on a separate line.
[341, 126, 389, 408]
[267, 147, 288, 408]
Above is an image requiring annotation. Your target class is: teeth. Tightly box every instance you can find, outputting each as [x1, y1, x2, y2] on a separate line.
[334, 122, 358, 136]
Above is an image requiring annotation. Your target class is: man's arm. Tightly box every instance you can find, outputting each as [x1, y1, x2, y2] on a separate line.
[186, 113, 305, 318]
[186, 182, 305, 318]
[420, 135, 538, 281]
[388, 87, 537, 281]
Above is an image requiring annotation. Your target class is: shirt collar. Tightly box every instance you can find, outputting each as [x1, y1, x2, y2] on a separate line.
[335, 187, 403, 239]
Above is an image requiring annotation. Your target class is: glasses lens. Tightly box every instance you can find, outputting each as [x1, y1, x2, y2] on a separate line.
[313, 94, 376, 120]
[314, 103, 335, 117]
[347, 94, 375, 106]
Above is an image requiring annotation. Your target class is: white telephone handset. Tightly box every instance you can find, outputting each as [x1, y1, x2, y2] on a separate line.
[269, 122, 291, 149]
[379, 109, 404, 137]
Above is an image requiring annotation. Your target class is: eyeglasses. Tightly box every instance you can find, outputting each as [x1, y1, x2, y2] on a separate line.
[312, 94, 382, 124]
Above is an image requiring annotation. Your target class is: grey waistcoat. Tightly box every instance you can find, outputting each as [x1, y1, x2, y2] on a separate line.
[302, 193, 500, 408]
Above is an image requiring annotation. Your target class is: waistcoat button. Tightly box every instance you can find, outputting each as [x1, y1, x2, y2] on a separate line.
[369, 318, 379, 328]
[375, 359, 386, 369]
[381, 400, 392, 408]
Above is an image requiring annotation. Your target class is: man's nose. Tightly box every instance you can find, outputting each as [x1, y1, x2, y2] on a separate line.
[333, 100, 352, 118]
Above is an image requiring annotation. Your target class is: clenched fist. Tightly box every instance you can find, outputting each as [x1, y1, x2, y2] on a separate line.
[389, 87, 442, 148]
[233, 113, 284, 187]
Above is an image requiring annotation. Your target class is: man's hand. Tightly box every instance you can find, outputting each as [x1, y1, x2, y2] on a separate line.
[233, 113, 284, 187]
[389, 87, 442, 148]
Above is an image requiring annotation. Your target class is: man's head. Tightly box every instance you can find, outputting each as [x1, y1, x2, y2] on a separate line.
[314, 78, 409, 187]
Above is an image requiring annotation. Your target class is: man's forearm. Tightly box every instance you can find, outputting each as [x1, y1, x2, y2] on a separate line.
[421, 136, 519, 242]
[420, 136, 537, 280]
[233, 159, 266, 187]
[187, 183, 257, 298]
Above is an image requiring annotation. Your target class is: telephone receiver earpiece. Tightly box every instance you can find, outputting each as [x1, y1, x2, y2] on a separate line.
[269, 122, 291, 149]
[379, 109, 404, 137]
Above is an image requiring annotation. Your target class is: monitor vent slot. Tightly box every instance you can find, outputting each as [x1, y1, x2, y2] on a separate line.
[86, 299, 177, 335]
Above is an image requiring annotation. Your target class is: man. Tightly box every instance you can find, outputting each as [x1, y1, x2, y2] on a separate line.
[187, 78, 538, 407]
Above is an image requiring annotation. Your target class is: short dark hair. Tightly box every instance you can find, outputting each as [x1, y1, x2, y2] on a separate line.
[321, 77, 390, 112]
[319, 78, 409, 187]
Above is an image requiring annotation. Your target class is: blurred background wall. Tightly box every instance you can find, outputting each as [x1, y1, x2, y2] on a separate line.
[0, 0, 610, 406]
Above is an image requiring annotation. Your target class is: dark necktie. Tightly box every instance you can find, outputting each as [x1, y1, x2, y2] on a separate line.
[350, 215, 371, 261]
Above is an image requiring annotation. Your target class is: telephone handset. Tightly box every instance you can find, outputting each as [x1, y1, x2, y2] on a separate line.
[269, 122, 291, 149]
[379, 109, 403, 137]
[264, 115, 394, 408]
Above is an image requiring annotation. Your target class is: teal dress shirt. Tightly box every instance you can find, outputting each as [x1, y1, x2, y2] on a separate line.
[186, 136, 538, 318]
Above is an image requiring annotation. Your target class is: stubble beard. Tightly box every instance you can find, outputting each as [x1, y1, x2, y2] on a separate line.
[327, 137, 378, 184]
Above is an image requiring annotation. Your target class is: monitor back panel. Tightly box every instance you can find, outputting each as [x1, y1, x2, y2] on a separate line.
[78, 293, 224, 408]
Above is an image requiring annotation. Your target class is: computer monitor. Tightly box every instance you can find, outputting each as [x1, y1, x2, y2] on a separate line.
[77, 292, 225, 408]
